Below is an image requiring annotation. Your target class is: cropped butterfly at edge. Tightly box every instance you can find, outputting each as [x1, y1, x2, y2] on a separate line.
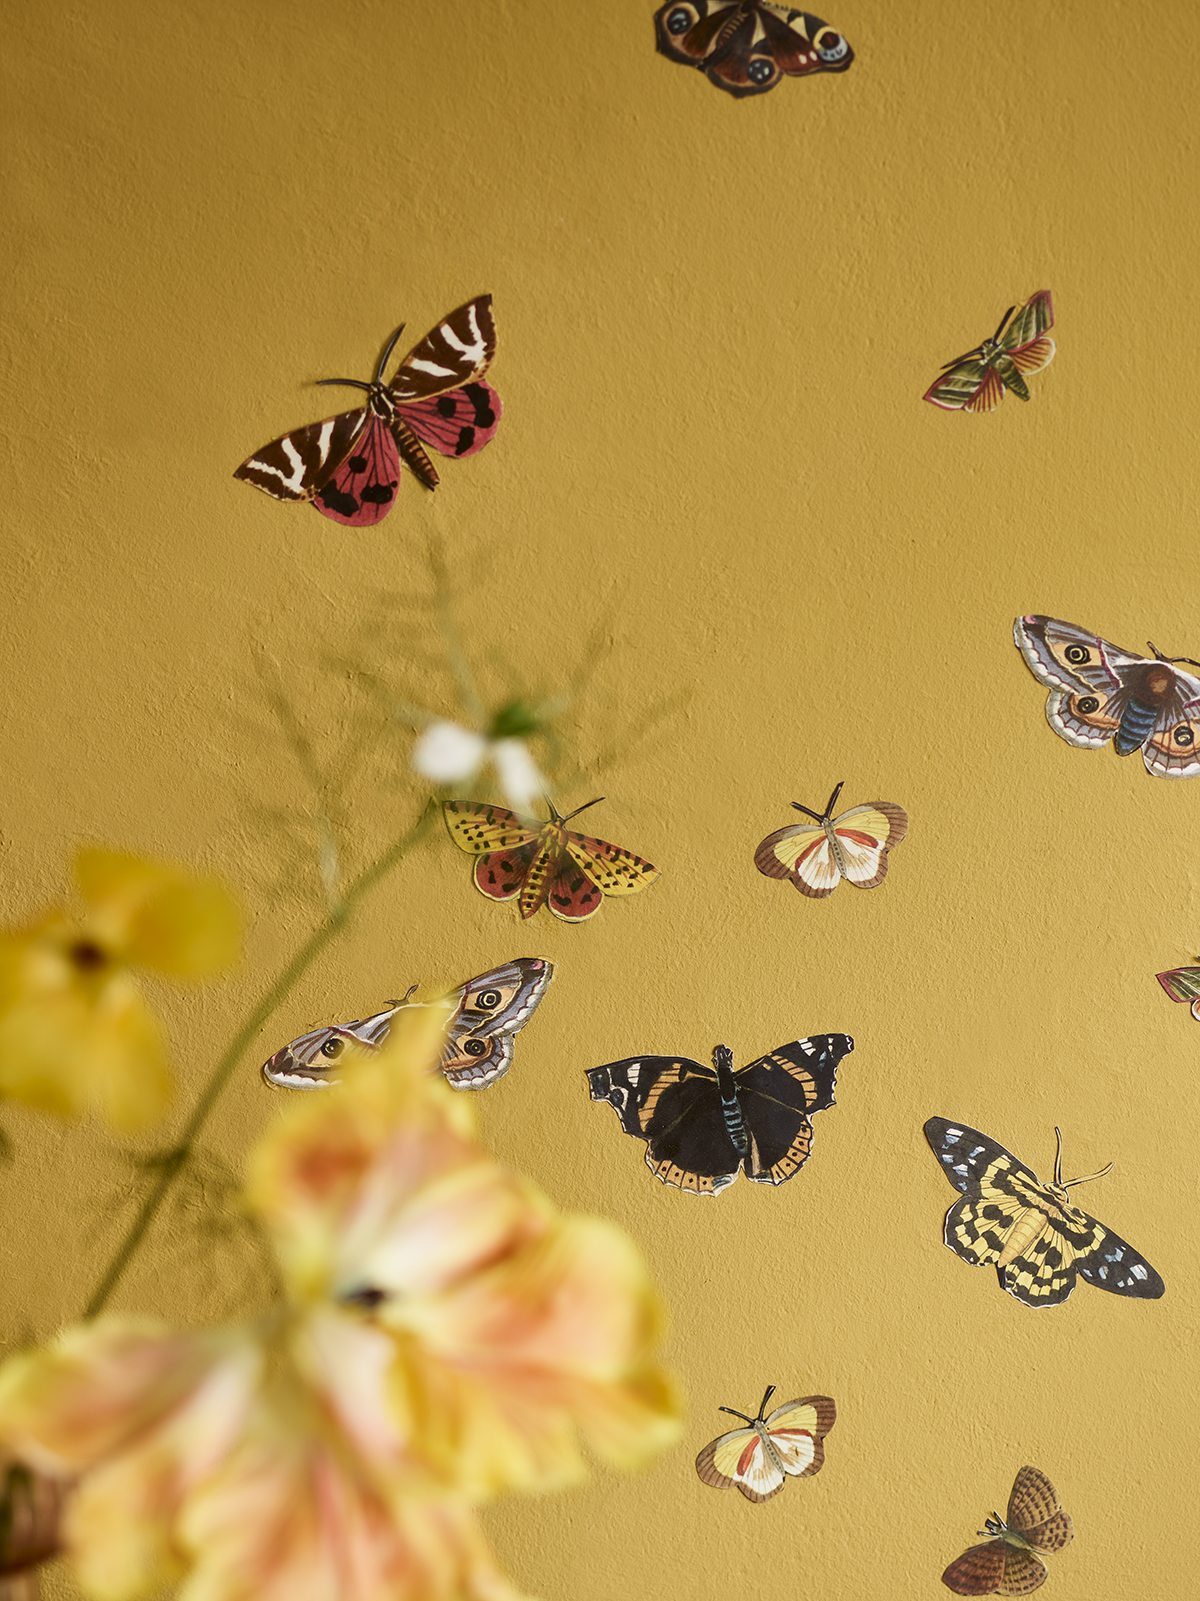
[1156, 965, 1200, 1020]
[1014, 614, 1200, 778]
[443, 799, 660, 922]
[924, 1117, 1165, 1307]
[942, 1465, 1073, 1595]
[754, 781, 908, 897]
[587, 1033, 853, 1194]
[654, 2, 853, 98]
[695, 1386, 836, 1502]
[923, 291, 1055, 413]
[261, 957, 553, 1091]
[234, 296, 500, 526]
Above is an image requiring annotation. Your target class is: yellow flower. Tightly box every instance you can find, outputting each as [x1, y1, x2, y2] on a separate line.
[0, 850, 241, 1132]
[0, 1003, 679, 1601]
[0, 1319, 530, 1601]
[247, 1007, 683, 1498]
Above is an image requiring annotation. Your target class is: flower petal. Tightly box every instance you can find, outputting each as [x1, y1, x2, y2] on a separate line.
[411, 725, 486, 786]
[487, 742, 543, 814]
[74, 851, 242, 979]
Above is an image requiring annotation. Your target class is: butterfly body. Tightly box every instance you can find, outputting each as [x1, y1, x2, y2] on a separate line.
[235, 296, 500, 526]
[695, 1386, 836, 1502]
[262, 958, 552, 1091]
[924, 293, 1055, 413]
[754, 781, 908, 898]
[924, 1118, 1164, 1307]
[443, 798, 660, 923]
[654, 2, 852, 98]
[942, 1466, 1072, 1595]
[1014, 614, 1200, 778]
[587, 1033, 852, 1194]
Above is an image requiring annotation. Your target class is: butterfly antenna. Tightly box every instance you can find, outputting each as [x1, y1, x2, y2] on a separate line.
[755, 1385, 776, 1422]
[1147, 641, 1200, 670]
[790, 781, 843, 824]
[374, 323, 407, 380]
[992, 305, 1016, 342]
[718, 1406, 755, 1424]
[1053, 1126, 1114, 1190]
[822, 781, 844, 820]
[560, 796, 606, 825]
[939, 343, 985, 371]
[315, 376, 373, 392]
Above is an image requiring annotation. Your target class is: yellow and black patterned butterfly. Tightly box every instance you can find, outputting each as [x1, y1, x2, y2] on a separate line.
[942, 1465, 1073, 1595]
[924, 1118, 1164, 1307]
[695, 1386, 835, 1502]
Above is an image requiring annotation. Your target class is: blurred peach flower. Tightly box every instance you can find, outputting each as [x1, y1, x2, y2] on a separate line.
[0, 1003, 680, 1601]
[0, 849, 242, 1131]
[0, 1453, 64, 1601]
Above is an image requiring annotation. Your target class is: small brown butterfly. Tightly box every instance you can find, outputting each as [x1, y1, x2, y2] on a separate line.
[942, 1466, 1073, 1595]
[442, 799, 660, 922]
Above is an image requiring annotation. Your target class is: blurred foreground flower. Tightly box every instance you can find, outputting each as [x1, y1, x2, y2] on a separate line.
[0, 1454, 63, 1601]
[0, 1005, 680, 1601]
[0, 849, 242, 1132]
[411, 706, 545, 814]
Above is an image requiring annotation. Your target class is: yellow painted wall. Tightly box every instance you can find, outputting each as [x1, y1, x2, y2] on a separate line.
[3, 2, 1197, 1597]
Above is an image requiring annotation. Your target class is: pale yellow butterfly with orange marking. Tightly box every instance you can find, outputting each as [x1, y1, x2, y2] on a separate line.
[694, 1385, 835, 1502]
[754, 781, 908, 898]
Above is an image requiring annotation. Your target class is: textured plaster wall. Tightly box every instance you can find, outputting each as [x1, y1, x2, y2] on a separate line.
[2, 3, 1198, 1599]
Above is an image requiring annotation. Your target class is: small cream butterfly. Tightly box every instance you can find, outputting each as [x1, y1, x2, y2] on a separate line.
[694, 1386, 836, 1502]
[754, 781, 908, 898]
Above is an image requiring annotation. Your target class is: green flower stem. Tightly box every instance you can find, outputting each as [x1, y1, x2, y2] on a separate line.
[81, 802, 438, 1321]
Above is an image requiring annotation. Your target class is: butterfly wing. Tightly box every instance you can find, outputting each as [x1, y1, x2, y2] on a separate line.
[439, 958, 554, 1090]
[654, 3, 852, 98]
[734, 1035, 853, 1183]
[1141, 675, 1200, 776]
[387, 296, 496, 402]
[1006, 1467, 1073, 1553]
[311, 412, 402, 526]
[942, 1540, 1011, 1595]
[587, 1055, 740, 1194]
[550, 829, 660, 922]
[261, 1004, 401, 1089]
[923, 355, 1005, 414]
[234, 406, 368, 502]
[830, 802, 909, 887]
[400, 381, 501, 461]
[1156, 966, 1200, 1019]
[762, 1395, 836, 1477]
[754, 820, 839, 897]
[1000, 292, 1055, 354]
[443, 801, 542, 907]
[993, 1548, 1049, 1596]
[695, 1423, 785, 1501]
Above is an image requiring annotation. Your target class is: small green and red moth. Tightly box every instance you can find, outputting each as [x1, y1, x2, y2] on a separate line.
[924, 291, 1055, 413]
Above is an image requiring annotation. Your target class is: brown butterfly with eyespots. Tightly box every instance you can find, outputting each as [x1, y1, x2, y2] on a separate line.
[942, 1466, 1073, 1594]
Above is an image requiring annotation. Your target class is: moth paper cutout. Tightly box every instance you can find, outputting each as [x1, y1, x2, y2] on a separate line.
[1156, 965, 1200, 1020]
[443, 798, 659, 923]
[924, 292, 1055, 413]
[262, 958, 553, 1091]
[754, 781, 908, 897]
[234, 296, 500, 525]
[654, 3, 853, 98]
[588, 1034, 852, 1194]
[1014, 614, 1200, 778]
[695, 1386, 836, 1502]
[924, 1117, 1165, 1307]
[942, 1465, 1073, 1595]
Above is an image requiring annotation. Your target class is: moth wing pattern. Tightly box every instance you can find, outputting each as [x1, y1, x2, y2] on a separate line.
[388, 295, 497, 402]
[923, 358, 1004, 413]
[1000, 291, 1055, 353]
[314, 413, 402, 526]
[654, 2, 853, 99]
[924, 1117, 1031, 1195]
[587, 1055, 739, 1195]
[400, 380, 502, 459]
[1156, 965, 1200, 1019]
[440, 957, 554, 1089]
[734, 1034, 851, 1183]
[443, 801, 538, 855]
[941, 1540, 1012, 1595]
[753, 819, 836, 896]
[234, 406, 368, 503]
[563, 831, 661, 897]
[261, 1009, 398, 1089]
[1007, 1466, 1073, 1552]
[1142, 684, 1200, 777]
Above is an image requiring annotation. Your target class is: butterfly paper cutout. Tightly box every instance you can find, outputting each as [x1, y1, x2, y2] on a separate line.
[442, 799, 660, 923]
[1156, 965, 1200, 1020]
[654, 3, 853, 98]
[587, 1033, 852, 1195]
[924, 1118, 1165, 1307]
[1014, 615, 1200, 778]
[924, 292, 1055, 413]
[754, 781, 908, 898]
[261, 958, 553, 1091]
[234, 296, 500, 526]
[942, 1466, 1073, 1595]
[695, 1386, 836, 1502]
